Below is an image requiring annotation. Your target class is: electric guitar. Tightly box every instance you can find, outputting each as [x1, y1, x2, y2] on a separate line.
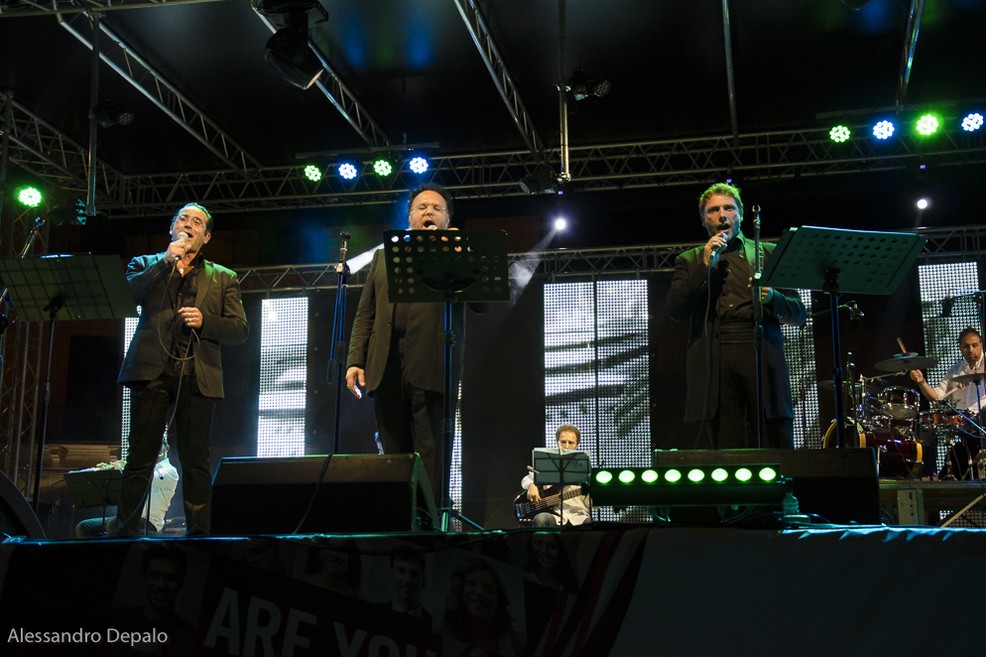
[514, 486, 586, 525]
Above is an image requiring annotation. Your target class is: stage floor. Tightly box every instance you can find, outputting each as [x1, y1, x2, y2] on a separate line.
[1, 518, 983, 657]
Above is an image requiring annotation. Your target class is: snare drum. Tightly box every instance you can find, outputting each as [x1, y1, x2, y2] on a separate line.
[824, 420, 923, 478]
[881, 386, 920, 420]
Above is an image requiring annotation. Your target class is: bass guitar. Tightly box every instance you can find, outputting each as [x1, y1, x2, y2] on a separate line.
[513, 486, 585, 525]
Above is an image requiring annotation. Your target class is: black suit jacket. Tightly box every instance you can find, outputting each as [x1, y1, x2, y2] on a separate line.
[347, 248, 464, 394]
[666, 233, 806, 422]
[118, 253, 249, 398]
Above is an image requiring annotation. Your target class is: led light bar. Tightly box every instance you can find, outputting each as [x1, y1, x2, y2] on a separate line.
[586, 464, 792, 507]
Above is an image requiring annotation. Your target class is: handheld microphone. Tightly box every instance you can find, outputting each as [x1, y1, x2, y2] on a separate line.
[338, 231, 351, 259]
[177, 231, 190, 244]
[712, 221, 730, 256]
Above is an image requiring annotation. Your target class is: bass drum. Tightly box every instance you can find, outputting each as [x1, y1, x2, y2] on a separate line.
[824, 420, 923, 478]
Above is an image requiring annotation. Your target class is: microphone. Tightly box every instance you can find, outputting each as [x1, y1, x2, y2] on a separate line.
[338, 231, 351, 268]
[942, 294, 955, 317]
[177, 231, 190, 244]
[712, 221, 729, 256]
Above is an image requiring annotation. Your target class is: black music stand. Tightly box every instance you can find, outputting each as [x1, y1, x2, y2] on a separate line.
[64, 468, 122, 535]
[0, 254, 136, 511]
[760, 227, 924, 448]
[532, 448, 591, 525]
[384, 229, 509, 531]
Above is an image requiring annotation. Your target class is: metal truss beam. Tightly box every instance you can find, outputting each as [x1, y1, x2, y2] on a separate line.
[58, 15, 265, 175]
[0, 0, 225, 19]
[6, 90, 986, 217]
[452, 0, 544, 154]
[236, 225, 986, 295]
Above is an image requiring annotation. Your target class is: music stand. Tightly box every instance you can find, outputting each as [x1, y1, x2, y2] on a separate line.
[532, 448, 591, 525]
[383, 229, 509, 531]
[760, 226, 924, 448]
[64, 468, 122, 535]
[0, 254, 136, 511]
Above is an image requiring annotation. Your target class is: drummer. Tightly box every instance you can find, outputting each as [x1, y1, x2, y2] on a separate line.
[909, 327, 986, 478]
[909, 327, 986, 414]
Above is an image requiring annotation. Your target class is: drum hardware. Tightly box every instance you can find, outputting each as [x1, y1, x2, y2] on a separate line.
[823, 419, 923, 478]
[950, 372, 986, 385]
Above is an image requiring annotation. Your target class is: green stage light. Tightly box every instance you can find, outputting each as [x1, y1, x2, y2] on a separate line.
[829, 125, 851, 143]
[16, 186, 43, 208]
[372, 158, 393, 176]
[915, 113, 940, 136]
[303, 164, 322, 182]
[586, 464, 791, 508]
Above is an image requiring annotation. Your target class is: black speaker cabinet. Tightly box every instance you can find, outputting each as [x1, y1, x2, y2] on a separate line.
[211, 454, 437, 535]
[0, 471, 45, 539]
[653, 448, 879, 524]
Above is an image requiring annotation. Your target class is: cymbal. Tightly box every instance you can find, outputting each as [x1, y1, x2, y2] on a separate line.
[874, 353, 938, 372]
[952, 372, 986, 384]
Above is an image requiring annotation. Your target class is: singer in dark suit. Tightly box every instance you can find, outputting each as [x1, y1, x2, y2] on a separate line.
[116, 202, 249, 536]
[345, 183, 468, 504]
[667, 183, 806, 449]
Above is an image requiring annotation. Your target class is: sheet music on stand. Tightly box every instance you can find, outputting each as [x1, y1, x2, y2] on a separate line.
[0, 253, 136, 321]
[64, 468, 122, 509]
[760, 226, 925, 448]
[532, 448, 591, 485]
[383, 229, 509, 303]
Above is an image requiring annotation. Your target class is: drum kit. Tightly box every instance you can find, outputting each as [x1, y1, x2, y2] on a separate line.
[821, 353, 986, 479]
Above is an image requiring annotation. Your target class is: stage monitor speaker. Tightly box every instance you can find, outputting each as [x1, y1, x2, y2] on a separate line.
[653, 448, 879, 524]
[0, 471, 45, 539]
[210, 454, 437, 535]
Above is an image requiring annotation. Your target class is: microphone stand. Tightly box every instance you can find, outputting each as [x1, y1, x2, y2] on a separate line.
[327, 232, 351, 454]
[751, 205, 766, 448]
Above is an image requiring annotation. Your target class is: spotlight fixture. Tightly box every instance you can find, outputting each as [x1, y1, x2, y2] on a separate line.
[95, 104, 135, 128]
[519, 163, 558, 194]
[338, 161, 359, 181]
[872, 119, 895, 140]
[372, 157, 394, 177]
[829, 124, 851, 143]
[567, 68, 611, 102]
[961, 112, 984, 132]
[408, 156, 430, 175]
[303, 164, 322, 182]
[915, 112, 940, 137]
[16, 186, 43, 208]
[264, 11, 324, 90]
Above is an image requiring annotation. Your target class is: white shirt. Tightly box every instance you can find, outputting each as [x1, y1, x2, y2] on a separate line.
[931, 354, 986, 414]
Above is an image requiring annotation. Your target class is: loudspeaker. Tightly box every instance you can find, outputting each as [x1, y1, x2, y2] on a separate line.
[653, 448, 879, 524]
[0, 471, 45, 539]
[210, 454, 437, 535]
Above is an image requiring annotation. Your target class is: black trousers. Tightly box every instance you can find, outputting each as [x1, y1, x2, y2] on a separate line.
[118, 375, 216, 535]
[712, 343, 793, 450]
[371, 347, 445, 506]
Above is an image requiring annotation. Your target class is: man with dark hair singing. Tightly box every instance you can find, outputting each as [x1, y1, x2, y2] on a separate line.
[116, 202, 248, 536]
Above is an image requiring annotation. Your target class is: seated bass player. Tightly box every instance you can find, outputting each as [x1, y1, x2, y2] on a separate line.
[516, 424, 592, 527]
